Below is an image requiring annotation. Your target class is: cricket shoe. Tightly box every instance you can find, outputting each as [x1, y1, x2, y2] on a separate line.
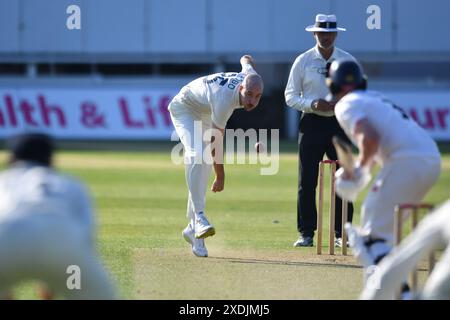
[293, 235, 313, 247]
[182, 224, 208, 257]
[335, 237, 349, 248]
[345, 223, 375, 269]
[194, 213, 216, 239]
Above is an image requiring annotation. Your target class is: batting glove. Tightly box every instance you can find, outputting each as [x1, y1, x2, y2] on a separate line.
[335, 165, 371, 202]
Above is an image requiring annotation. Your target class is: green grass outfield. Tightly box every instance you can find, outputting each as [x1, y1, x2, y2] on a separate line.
[1, 141, 449, 299]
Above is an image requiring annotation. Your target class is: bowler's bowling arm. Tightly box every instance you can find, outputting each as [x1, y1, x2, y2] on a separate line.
[211, 124, 225, 192]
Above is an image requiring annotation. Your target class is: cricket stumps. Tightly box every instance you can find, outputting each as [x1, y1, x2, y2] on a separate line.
[317, 159, 349, 255]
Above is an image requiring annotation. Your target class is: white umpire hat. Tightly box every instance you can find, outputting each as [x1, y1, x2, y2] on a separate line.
[305, 14, 346, 32]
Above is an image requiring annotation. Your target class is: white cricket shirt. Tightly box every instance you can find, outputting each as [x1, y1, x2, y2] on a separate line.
[0, 162, 94, 236]
[335, 90, 441, 164]
[170, 64, 257, 129]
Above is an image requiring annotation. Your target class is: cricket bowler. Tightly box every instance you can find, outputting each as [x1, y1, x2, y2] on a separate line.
[168, 55, 264, 257]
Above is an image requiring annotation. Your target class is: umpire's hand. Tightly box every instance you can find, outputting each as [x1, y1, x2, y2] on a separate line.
[312, 99, 335, 112]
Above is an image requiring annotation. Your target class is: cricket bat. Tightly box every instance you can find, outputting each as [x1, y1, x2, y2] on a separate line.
[332, 136, 355, 176]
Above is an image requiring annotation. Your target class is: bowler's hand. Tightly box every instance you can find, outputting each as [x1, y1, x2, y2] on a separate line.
[312, 99, 335, 112]
[240, 55, 256, 69]
[211, 175, 225, 192]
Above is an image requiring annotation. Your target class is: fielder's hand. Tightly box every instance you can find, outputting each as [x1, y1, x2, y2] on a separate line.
[211, 175, 224, 192]
[335, 166, 371, 202]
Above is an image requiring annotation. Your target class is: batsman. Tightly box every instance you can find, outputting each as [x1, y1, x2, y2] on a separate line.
[326, 59, 441, 295]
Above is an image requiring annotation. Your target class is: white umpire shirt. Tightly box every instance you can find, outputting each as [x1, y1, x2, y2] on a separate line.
[285, 45, 356, 117]
[169, 64, 257, 129]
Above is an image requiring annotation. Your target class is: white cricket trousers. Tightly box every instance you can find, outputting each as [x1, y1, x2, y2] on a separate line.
[169, 99, 213, 224]
[0, 215, 116, 299]
[360, 200, 450, 300]
[361, 156, 441, 246]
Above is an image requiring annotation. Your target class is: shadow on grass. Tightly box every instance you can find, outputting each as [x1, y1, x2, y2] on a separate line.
[209, 256, 363, 270]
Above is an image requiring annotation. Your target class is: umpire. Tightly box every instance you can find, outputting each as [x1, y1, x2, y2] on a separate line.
[285, 14, 355, 247]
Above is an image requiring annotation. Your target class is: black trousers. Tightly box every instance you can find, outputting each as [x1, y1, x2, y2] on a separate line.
[297, 113, 354, 238]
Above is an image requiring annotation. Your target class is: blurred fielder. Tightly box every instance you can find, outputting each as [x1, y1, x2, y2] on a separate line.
[168, 55, 264, 257]
[0, 133, 115, 299]
[361, 199, 450, 300]
[325, 60, 441, 292]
